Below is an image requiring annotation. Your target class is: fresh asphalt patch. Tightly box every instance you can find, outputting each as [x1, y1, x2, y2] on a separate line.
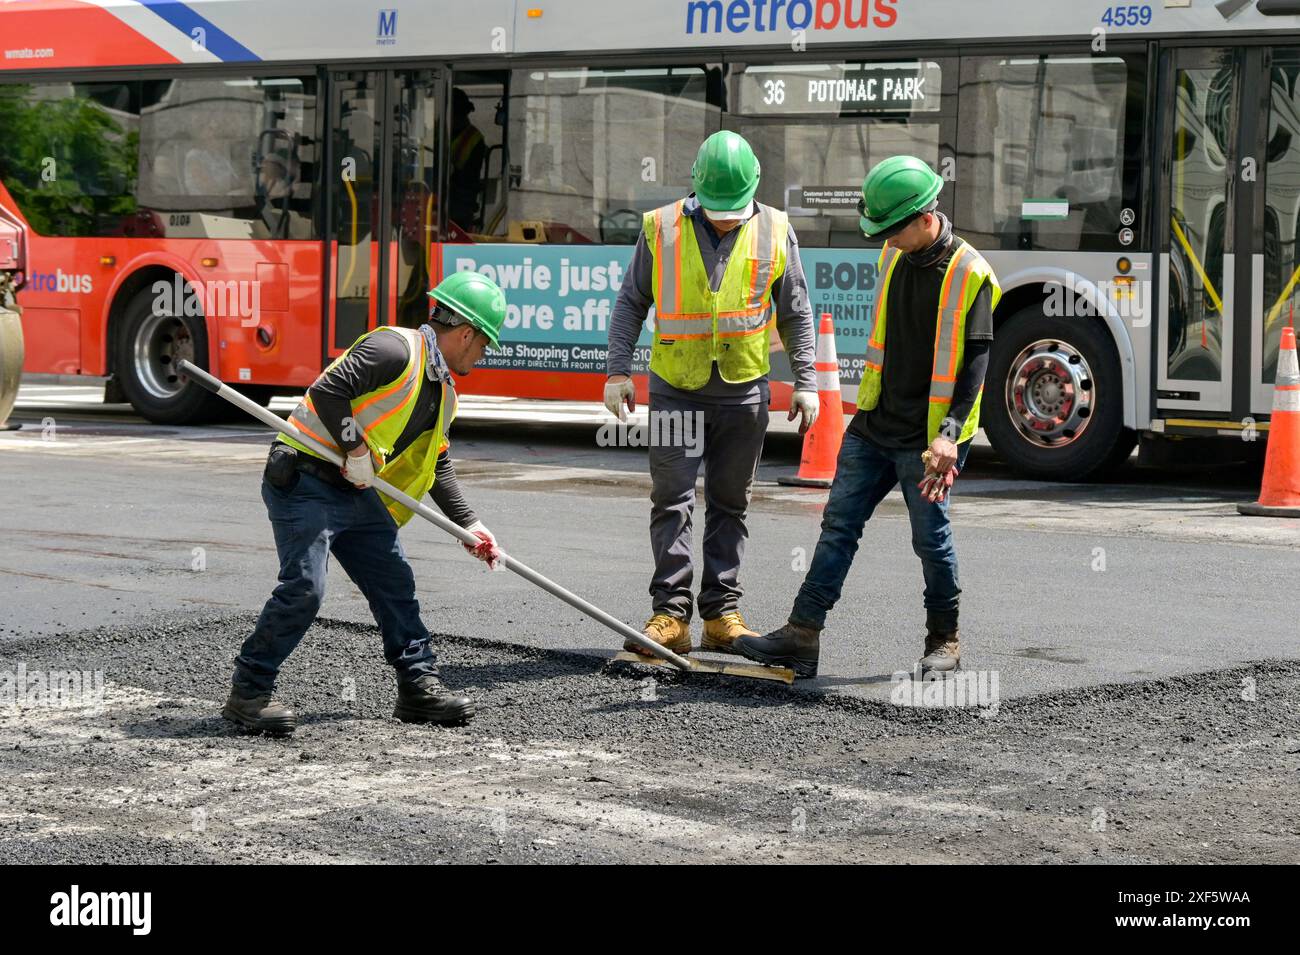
[2, 612, 1296, 863]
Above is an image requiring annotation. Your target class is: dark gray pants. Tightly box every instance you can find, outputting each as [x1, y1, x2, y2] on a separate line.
[648, 393, 768, 621]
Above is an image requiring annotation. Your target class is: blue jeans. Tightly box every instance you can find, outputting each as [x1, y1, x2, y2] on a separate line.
[790, 431, 972, 633]
[232, 471, 438, 695]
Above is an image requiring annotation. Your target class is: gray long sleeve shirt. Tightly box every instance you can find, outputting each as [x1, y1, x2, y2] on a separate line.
[606, 197, 817, 404]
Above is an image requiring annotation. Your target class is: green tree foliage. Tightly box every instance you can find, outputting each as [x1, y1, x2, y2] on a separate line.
[0, 84, 139, 237]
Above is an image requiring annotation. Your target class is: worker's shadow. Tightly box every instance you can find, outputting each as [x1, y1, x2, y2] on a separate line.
[118, 710, 363, 740]
[806, 674, 896, 688]
[436, 650, 612, 689]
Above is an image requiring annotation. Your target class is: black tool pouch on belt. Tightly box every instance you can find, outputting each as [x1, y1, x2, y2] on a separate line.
[264, 443, 300, 491]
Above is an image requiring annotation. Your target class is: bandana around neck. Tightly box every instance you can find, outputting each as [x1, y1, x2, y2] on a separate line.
[419, 324, 453, 383]
[905, 211, 954, 269]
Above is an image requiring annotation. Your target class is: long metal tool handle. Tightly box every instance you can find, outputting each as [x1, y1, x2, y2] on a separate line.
[176, 360, 691, 671]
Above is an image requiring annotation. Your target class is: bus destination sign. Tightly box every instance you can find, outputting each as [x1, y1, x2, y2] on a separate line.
[740, 61, 943, 115]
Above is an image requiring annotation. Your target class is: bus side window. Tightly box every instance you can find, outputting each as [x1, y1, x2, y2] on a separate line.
[956, 53, 1146, 253]
[450, 66, 720, 246]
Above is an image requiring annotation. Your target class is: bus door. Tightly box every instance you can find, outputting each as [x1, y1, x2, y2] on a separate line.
[326, 69, 449, 354]
[326, 71, 383, 359]
[1156, 46, 1300, 427]
[388, 69, 443, 330]
[1247, 48, 1300, 421]
[1156, 47, 1238, 418]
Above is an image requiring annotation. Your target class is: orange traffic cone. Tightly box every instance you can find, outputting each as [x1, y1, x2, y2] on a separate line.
[1239, 325, 1300, 517]
[779, 313, 845, 488]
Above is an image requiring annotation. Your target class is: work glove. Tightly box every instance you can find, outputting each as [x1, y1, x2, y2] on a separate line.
[917, 466, 958, 504]
[918, 449, 958, 504]
[463, 519, 502, 570]
[603, 376, 635, 421]
[788, 390, 820, 435]
[341, 447, 376, 488]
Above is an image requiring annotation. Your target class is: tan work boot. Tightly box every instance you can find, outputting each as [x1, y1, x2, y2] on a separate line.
[700, 610, 758, 655]
[919, 629, 960, 678]
[625, 613, 691, 657]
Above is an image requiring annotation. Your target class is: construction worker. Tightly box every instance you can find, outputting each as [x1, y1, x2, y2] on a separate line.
[447, 87, 486, 231]
[605, 130, 819, 658]
[736, 156, 1000, 679]
[222, 272, 508, 735]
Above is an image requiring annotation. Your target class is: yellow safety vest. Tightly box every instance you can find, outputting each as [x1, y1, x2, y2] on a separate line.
[857, 237, 1001, 444]
[280, 326, 456, 527]
[643, 200, 788, 391]
[451, 126, 484, 171]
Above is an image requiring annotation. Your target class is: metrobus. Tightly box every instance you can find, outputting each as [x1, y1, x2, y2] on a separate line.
[3, 0, 1299, 478]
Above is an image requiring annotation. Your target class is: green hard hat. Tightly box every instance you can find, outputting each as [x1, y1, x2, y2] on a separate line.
[691, 131, 761, 212]
[428, 271, 506, 348]
[859, 155, 943, 239]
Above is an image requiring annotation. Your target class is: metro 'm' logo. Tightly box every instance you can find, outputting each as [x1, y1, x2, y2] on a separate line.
[686, 0, 898, 34]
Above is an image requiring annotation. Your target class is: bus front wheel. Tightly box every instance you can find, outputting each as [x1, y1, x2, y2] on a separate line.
[982, 306, 1136, 480]
[114, 287, 226, 424]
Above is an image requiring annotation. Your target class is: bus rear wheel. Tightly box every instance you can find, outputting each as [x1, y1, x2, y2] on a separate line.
[114, 286, 226, 424]
[983, 305, 1136, 480]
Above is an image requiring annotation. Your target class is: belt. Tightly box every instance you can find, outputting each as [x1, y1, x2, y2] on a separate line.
[270, 443, 358, 492]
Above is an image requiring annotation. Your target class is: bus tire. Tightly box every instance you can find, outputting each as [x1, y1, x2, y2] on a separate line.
[114, 286, 225, 424]
[983, 305, 1136, 481]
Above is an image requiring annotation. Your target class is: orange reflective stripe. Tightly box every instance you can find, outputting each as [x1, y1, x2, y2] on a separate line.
[946, 267, 977, 381]
[364, 335, 425, 433]
[652, 207, 664, 305]
[936, 244, 969, 312]
[672, 202, 683, 317]
[934, 244, 971, 383]
[353, 368, 411, 418]
[296, 395, 343, 449]
[290, 414, 340, 452]
[718, 318, 773, 339]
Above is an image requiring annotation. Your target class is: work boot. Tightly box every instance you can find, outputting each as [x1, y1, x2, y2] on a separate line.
[700, 610, 758, 655]
[222, 689, 296, 736]
[918, 629, 961, 678]
[625, 613, 691, 657]
[734, 620, 821, 678]
[393, 674, 475, 726]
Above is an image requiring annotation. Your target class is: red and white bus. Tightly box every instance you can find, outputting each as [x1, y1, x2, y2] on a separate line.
[3, 0, 1300, 477]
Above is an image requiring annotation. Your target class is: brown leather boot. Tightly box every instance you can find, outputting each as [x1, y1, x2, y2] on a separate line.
[700, 610, 758, 655]
[625, 613, 692, 656]
[919, 629, 960, 677]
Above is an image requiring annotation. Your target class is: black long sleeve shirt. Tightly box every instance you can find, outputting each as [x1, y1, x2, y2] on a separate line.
[308, 330, 478, 527]
[849, 231, 994, 450]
